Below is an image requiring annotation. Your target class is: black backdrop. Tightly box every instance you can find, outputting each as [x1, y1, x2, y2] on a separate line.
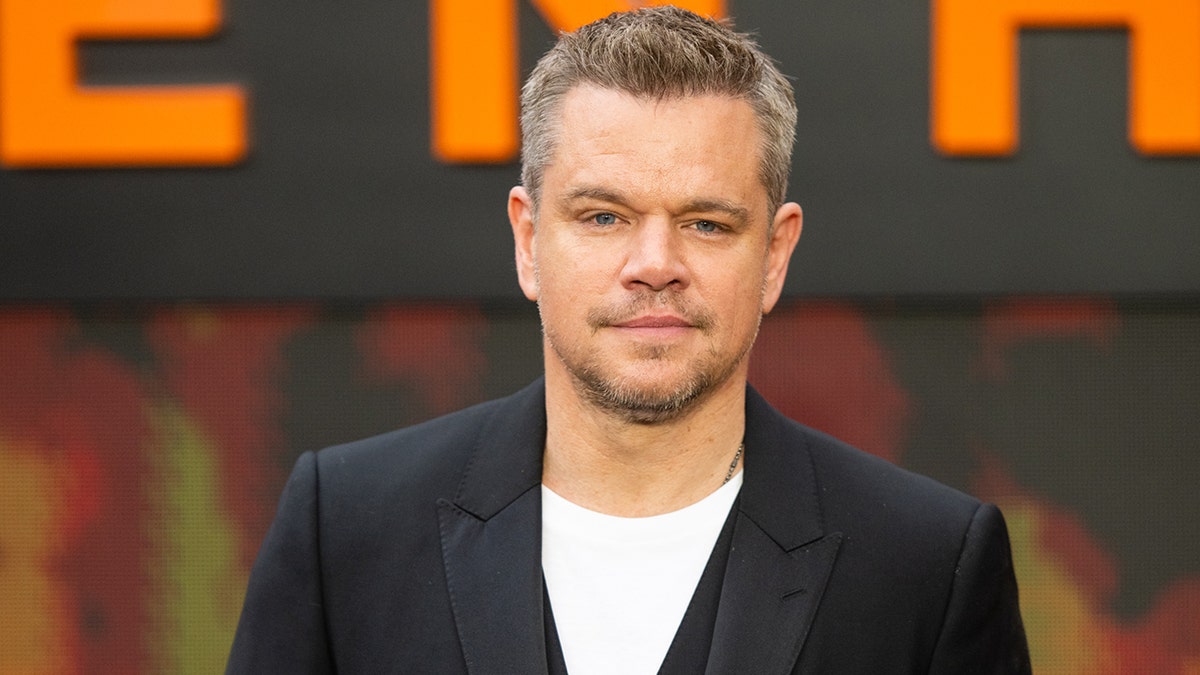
[3, 0, 1198, 299]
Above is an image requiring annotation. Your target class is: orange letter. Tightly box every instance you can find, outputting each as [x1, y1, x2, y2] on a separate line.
[430, 0, 723, 164]
[932, 0, 1200, 155]
[0, 0, 247, 167]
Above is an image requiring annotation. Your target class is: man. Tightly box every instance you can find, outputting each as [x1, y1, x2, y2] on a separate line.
[227, 7, 1030, 673]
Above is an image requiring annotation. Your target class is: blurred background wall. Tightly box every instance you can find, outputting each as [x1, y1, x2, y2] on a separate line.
[1, 0, 1197, 673]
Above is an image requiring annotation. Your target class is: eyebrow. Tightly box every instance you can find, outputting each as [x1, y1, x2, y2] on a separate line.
[679, 198, 751, 225]
[560, 186, 630, 208]
[560, 187, 751, 224]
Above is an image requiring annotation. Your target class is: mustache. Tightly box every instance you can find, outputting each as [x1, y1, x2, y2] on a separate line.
[586, 292, 715, 331]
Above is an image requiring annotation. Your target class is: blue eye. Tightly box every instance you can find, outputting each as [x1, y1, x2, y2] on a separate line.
[593, 213, 617, 225]
[695, 220, 719, 233]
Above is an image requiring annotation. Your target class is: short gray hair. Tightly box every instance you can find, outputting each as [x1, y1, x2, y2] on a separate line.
[519, 6, 797, 215]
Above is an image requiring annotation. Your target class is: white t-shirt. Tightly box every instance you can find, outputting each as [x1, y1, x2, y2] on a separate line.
[541, 473, 742, 675]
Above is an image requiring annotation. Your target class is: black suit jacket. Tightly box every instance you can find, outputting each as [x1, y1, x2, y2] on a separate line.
[227, 379, 1030, 673]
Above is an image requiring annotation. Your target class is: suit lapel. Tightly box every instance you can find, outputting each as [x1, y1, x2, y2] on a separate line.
[437, 381, 550, 675]
[705, 387, 843, 674]
[705, 517, 841, 673]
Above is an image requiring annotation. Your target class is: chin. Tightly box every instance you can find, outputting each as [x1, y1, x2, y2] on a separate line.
[582, 383, 702, 425]
[573, 363, 731, 425]
[547, 326, 751, 423]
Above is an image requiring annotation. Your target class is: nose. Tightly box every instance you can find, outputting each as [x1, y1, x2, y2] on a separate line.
[619, 220, 690, 292]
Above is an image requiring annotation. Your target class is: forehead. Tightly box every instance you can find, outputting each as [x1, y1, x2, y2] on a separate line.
[545, 86, 768, 211]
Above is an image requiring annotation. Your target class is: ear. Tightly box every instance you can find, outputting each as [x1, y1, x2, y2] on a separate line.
[761, 201, 803, 315]
[509, 186, 539, 301]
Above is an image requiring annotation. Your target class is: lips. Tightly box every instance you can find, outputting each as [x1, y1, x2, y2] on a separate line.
[612, 315, 693, 329]
[587, 298, 714, 332]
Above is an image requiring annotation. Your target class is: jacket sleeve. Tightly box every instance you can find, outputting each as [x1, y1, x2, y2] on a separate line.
[927, 502, 1031, 674]
[226, 452, 336, 674]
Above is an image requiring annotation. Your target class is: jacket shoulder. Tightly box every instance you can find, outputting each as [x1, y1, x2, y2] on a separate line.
[319, 396, 502, 473]
[764, 411, 1029, 671]
[310, 378, 544, 511]
[793, 420, 982, 526]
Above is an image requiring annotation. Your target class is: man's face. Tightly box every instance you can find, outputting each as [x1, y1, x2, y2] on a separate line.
[509, 86, 802, 423]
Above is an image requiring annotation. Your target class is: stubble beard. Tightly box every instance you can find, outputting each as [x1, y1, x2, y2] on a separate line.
[542, 291, 761, 425]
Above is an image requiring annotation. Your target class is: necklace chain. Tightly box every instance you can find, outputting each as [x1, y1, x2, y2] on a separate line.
[722, 442, 744, 485]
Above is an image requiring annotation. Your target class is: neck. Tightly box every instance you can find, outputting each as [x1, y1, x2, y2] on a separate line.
[541, 363, 748, 517]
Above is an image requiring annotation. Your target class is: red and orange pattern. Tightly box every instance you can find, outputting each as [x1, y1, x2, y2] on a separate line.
[1, 300, 1196, 674]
